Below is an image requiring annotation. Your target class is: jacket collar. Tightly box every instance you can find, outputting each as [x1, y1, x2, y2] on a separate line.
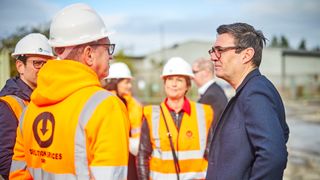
[235, 68, 261, 95]
[198, 79, 216, 95]
[164, 97, 191, 115]
[0, 76, 33, 101]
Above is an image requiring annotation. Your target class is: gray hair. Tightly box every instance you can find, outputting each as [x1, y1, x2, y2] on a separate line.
[194, 58, 214, 75]
[54, 41, 99, 61]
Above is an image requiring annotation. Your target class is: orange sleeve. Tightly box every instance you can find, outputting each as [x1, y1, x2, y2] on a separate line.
[127, 96, 143, 138]
[10, 116, 33, 180]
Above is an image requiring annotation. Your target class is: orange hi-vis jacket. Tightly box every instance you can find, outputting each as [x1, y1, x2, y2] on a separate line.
[108, 91, 143, 138]
[143, 101, 213, 179]
[0, 95, 28, 119]
[123, 94, 143, 138]
[10, 60, 129, 180]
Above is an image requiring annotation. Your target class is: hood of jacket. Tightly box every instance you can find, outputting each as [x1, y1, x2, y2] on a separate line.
[31, 60, 101, 106]
[0, 76, 33, 101]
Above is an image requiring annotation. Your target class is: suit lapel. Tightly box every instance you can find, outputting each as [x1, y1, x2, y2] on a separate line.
[211, 69, 261, 141]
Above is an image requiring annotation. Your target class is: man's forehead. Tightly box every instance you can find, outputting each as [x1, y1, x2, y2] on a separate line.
[192, 63, 199, 68]
[215, 33, 234, 45]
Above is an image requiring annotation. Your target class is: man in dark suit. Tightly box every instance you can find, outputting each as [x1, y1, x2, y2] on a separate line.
[206, 23, 289, 180]
[192, 58, 228, 125]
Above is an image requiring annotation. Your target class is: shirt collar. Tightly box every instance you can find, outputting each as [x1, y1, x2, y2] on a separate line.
[164, 97, 191, 115]
[198, 79, 215, 95]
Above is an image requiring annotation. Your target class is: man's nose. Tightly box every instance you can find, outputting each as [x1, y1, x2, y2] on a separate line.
[209, 52, 217, 61]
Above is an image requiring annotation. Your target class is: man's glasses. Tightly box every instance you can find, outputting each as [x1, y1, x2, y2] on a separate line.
[208, 46, 244, 59]
[91, 43, 116, 55]
[30, 60, 47, 69]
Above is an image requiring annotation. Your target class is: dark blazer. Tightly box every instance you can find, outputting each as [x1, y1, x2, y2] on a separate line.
[198, 81, 228, 124]
[206, 69, 289, 180]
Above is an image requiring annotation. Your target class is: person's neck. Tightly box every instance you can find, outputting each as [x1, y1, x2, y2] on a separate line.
[167, 98, 184, 113]
[231, 66, 256, 90]
[20, 76, 35, 90]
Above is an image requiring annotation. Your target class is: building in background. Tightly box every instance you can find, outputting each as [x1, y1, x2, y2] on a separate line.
[132, 41, 320, 104]
[2, 41, 319, 104]
[260, 48, 320, 99]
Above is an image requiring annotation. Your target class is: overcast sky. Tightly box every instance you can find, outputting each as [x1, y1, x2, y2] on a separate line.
[1, 0, 319, 55]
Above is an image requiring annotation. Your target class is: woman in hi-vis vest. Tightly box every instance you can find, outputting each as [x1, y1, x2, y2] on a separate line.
[137, 57, 214, 180]
[103, 62, 143, 180]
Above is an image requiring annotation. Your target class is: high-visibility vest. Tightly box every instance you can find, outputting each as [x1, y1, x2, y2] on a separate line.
[10, 90, 129, 180]
[123, 94, 143, 138]
[0, 95, 28, 120]
[108, 91, 143, 138]
[144, 101, 213, 180]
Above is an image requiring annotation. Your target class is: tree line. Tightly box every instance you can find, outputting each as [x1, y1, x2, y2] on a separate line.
[269, 35, 320, 51]
[1, 25, 319, 76]
[0, 25, 135, 77]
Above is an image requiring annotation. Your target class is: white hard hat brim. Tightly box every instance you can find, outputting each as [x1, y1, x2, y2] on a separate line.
[103, 76, 134, 80]
[161, 74, 194, 79]
[48, 31, 115, 47]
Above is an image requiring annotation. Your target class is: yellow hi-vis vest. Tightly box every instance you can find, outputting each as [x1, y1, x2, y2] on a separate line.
[0, 95, 28, 119]
[123, 94, 143, 138]
[144, 101, 213, 180]
[107, 91, 143, 138]
[10, 90, 129, 180]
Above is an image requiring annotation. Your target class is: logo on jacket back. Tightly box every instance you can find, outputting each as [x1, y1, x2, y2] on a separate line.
[33, 112, 55, 148]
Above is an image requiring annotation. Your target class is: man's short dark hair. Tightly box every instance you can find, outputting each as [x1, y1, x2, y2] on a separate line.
[217, 22, 266, 67]
[16, 55, 27, 64]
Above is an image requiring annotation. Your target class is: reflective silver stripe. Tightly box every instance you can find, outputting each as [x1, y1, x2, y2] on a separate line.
[130, 127, 141, 135]
[18, 108, 27, 137]
[150, 170, 207, 180]
[75, 90, 112, 177]
[8, 95, 26, 110]
[152, 149, 204, 160]
[195, 103, 206, 152]
[90, 166, 127, 180]
[28, 167, 79, 180]
[151, 106, 161, 148]
[10, 160, 26, 172]
[151, 103, 207, 160]
[7, 95, 27, 136]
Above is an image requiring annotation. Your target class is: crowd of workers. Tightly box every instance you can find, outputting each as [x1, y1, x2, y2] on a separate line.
[0, 3, 289, 180]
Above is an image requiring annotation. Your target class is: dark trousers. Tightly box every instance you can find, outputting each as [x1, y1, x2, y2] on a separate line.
[128, 153, 138, 180]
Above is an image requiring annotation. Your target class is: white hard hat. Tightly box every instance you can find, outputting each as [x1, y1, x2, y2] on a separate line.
[162, 57, 194, 78]
[12, 33, 54, 58]
[48, 3, 112, 47]
[105, 62, 132, 79]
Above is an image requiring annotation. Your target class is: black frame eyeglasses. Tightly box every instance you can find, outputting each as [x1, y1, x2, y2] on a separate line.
[208, 46, 244, 59]
[91, 43, 116, 55]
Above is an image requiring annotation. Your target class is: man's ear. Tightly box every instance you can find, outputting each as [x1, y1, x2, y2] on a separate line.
[54, 47, 65, 56]
[16, 60, 25, 75]
[242, 47, 255, 64]
[83, 46, 94, 66]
